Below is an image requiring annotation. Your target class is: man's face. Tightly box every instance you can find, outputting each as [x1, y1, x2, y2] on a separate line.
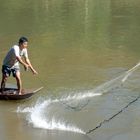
[21, 42, 28, 49]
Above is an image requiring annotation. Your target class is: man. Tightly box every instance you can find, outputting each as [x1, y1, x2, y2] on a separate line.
[1, 37, 38, 94]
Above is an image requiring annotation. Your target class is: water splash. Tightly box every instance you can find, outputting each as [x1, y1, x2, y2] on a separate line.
[59, 92, 102, 102]
[17, 90, 102, 134]
[17, 99, 85, 134]
[17, 62, 140, 134]
[122, 62, 140, 83]
[92, 62, 140, 95]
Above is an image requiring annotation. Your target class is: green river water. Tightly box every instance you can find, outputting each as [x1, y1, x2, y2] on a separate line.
[0, 0, 140, 140]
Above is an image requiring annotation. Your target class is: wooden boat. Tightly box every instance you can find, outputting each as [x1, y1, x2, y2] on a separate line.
[0, 87, 43, 100]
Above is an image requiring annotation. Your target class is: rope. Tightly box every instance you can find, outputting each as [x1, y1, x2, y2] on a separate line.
[86, 94, 140, 134]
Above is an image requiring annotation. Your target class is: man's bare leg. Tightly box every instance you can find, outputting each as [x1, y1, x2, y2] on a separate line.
[15, 71, 22, 95]
[1, 74, 7, 94]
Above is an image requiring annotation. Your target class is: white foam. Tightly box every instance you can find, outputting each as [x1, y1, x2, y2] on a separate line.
[59, 92, 102, 102]
[16, 62, 140, 135]
[122, 71, 132, 83]
[17, 99, 85, 134]
[17, 106, 34, 113]
[30, 114, 85, 134]
[122, 62, 140, 83]
[17, 88, 102, 134]
[17, 90, 102, 134]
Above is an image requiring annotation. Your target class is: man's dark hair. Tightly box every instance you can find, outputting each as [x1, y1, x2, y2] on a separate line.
[19, 37, 28, 44]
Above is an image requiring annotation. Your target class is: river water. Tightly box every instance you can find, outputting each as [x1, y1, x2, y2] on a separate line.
[0, 0, 140, 140]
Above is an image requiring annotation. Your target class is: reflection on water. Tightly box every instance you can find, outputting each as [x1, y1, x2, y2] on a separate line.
[0, 0, 140, 140]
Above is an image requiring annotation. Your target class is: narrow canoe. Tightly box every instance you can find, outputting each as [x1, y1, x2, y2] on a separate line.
[0, 87, 43, 100]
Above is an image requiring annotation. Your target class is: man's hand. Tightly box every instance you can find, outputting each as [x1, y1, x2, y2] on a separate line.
[32, 69, 38, 75]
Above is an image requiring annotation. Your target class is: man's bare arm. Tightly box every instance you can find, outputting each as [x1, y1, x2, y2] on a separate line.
[16, 56, 29, 70]
[25, 58, 38, 74]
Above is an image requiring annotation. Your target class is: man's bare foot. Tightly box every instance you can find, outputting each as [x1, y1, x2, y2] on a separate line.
[18, 92, 22, 95]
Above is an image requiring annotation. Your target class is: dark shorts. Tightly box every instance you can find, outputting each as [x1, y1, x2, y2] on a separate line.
[2, 65, 20, 77]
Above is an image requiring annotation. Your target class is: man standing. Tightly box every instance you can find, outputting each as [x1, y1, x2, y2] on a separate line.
[1, 37, 38, 94]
